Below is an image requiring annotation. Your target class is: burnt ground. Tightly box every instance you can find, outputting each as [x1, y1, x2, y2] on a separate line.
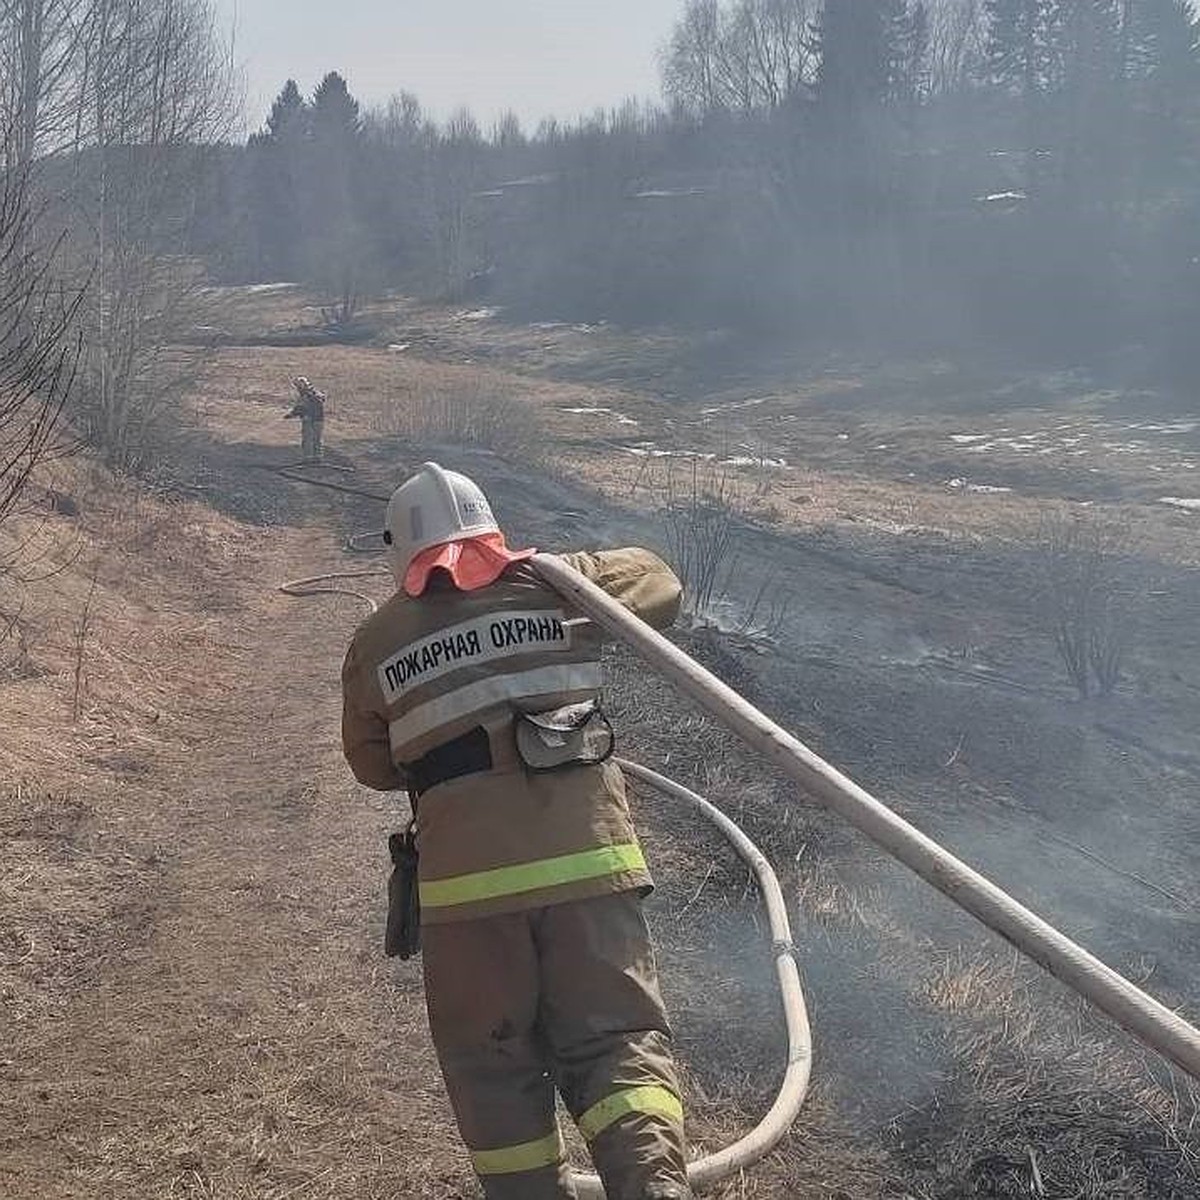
[3, 290, 1200, 1198]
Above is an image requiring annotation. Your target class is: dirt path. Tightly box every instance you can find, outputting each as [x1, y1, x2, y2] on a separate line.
[0, 451, 832, 1200]
[1, 476, 475, 1197]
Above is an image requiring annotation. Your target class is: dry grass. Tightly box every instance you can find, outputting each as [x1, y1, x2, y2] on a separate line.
[0, 460, 471, 1200]
[366, 367, 543, 460]
[5, 295, 1199, 1198]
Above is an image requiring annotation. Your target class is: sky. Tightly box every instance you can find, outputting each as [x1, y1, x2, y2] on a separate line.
[216, 1, 682, 136]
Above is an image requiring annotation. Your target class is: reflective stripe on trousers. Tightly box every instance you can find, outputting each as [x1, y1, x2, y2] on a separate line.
[420, 842, 647, 911]
[577, 1085, 683, 1142]
[469, 1087, 682, 1177]
[471, 1127, 566, 1176]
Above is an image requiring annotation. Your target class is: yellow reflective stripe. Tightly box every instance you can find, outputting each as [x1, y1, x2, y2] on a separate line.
[577, 1086, 684, 1142]
[420, 842, 647, 910]
[471, 1129, 564, 1176]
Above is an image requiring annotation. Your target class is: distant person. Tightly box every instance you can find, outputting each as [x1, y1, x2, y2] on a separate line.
[284, 375, 326, 462]
[340, 461, 693, 1200]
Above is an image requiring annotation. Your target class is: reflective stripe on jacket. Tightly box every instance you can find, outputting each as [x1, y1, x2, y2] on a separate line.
[341, 548, 682, 923]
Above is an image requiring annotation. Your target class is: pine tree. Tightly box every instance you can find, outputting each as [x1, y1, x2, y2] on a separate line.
[304, 73, 370, 322]
[814, 0, 914, 112]
[246, 80, 310, 278]
[264, 79, 307, 143]
[1120, 0, 1200, 187]
[983, 0, 1060, 96]
[1124, 0, 1200, 100]
[310, 71, 362, 144]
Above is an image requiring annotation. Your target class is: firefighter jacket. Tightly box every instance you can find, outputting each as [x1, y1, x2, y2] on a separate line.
[286, 385, 325, 423]
[341, 549, 682, 925]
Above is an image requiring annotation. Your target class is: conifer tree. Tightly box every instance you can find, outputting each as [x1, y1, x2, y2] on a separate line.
[264, 78, 308, 143]
[983, 0, 1059, 96]
[247, 80, 310, 278]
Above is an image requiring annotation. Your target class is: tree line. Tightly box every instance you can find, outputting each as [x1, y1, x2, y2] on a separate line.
[2, 0, 1199, 520]
[0, 0, 234, 489]
[206, 0, 1200, 376]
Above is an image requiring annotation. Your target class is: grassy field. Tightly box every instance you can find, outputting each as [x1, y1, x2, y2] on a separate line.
[2, 287, 1198, 1197]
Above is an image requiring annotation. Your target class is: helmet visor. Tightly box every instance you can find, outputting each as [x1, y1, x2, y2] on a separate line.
[404, 532, 535, 597]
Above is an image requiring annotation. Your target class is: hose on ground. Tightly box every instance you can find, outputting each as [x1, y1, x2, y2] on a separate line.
[275, 571, 815, 1192]
[529, 553, 1200, 1084]
[278, 569, 391, 612]
[567, 760, 812, 1198]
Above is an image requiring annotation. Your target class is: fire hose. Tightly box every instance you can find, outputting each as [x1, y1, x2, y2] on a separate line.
[278, 534, 1200, 1193]
[529, 553, 1200, 1087]
[277, 561, 813, 1192]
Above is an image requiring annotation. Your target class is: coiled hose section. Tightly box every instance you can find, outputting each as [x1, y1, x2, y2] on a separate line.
[573, 760, 812, 1197]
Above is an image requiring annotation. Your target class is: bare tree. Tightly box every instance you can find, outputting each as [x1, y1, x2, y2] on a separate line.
[0, 0, 91, 172]
[927, 0, 987, 94]
[62, 0, 237, 468]
[0, 149, 81, 534]
[661, 0, 816, 115]
[426, 108, 487, 299]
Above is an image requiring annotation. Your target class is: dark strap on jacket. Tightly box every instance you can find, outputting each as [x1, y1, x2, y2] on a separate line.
[406, 726, 492, 798]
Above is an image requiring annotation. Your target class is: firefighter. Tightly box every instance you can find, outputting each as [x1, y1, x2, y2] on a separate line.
[341, 462, 693, 1200]
[284, 375, 326, 462]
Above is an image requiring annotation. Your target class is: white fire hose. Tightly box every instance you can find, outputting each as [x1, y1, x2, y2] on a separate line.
[529, 554, 1200, 1087]
[277, 564, 814, 1192]
[573, 760, 812, 1198]
[278, 545, 1200, 1195]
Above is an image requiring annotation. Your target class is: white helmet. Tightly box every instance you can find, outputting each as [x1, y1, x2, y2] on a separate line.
[384, 462, 500, 581]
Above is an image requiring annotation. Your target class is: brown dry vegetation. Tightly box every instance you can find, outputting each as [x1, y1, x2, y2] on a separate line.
[3, 288, 1199, 1198]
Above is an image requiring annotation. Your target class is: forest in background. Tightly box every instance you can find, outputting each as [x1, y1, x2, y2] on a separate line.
[192, 0, 1200, 377]
[2, 0, 1200, 479]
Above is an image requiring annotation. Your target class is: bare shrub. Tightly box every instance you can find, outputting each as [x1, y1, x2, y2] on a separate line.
[383, 371, 541, 460]
[71, 566, 97, 720]
[661, 458, 737, 620]
[1037, 511, 1134, 699]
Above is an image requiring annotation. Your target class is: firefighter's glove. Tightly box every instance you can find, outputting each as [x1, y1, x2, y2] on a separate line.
[385, 824, 421, 960]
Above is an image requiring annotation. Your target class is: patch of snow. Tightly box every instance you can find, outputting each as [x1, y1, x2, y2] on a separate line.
[721, 455, 787, 468]
[561, 406, 638, 426]
[632, 188, 706, 199]
[1127, 421, 1197, 434]
[1159, 497, 1200, 511]
[625, 445, 714, 460]
[496, 175, 556, 189]
[387, 343, 410, 353]
[699, 396, 775, 415]
[946, 478, 1013, 494]
[856, 517, 923, 537]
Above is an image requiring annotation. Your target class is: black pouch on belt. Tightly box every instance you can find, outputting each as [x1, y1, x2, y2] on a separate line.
[385, 822, 421, 960]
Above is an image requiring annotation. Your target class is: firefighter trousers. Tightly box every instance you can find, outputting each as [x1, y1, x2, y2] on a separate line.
[422, 891, 691, 1200]
[300, 418, 323, 462]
